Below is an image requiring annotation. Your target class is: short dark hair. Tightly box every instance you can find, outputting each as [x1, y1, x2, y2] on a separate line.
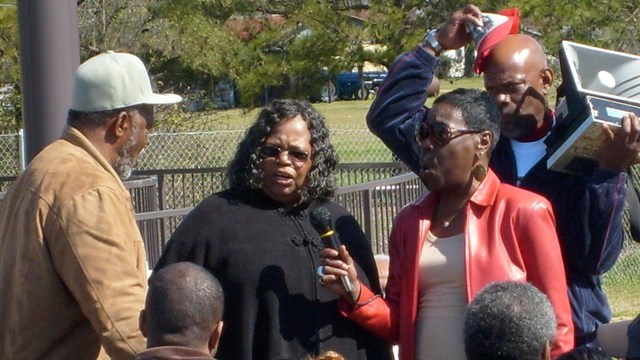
[67, 105, 140, 128]
[431, 88, 501, 151]
[145, 262, 224, 349]
[225, 99, 338, 203]
[464, 281, 557, 360]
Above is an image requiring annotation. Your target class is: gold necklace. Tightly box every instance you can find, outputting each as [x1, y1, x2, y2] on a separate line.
[441, 211, 462, 228]
[443, 218, 454, 228]
[436, 196, 472, 229]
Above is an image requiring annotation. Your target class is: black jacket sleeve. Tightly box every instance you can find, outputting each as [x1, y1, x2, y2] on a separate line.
[366, 45, 438, 175]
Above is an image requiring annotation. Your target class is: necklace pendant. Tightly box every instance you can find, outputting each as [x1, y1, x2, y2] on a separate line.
[443, 220, 451, 228]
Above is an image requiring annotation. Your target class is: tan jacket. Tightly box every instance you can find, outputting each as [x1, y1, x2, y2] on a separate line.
[0, 127, 147, 360]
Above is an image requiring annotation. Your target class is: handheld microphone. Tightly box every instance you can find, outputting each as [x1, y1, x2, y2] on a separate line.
[309, 206, 353, 293]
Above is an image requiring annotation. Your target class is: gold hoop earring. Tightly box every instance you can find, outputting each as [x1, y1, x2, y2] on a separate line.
[472, 164, 487, 182]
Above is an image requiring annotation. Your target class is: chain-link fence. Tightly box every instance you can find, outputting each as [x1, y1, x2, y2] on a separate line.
[132, 127, 400, 211]
[604, 166, 640, 317]
[0, 132, 21, 177]
[0, 127, 396, 188]
[137, 127, 395, 170]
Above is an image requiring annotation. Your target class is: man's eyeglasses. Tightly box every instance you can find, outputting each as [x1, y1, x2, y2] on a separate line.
[260, 144, 310, 163]
[415, 121, 483, 146]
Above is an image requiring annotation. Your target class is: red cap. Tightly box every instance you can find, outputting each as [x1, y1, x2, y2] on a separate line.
[473, 8, 521, 74]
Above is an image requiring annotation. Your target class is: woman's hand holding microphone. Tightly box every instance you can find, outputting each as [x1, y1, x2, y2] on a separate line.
[318, 245, 362, 305]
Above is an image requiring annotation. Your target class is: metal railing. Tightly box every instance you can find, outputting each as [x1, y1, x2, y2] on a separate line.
[133, 162, 409, 211]
[3, 165, 638, 290]
[0, 177, 160, 210]
[335, 172, 425, 254]
[1, 164, 421, 268]
[134, 171, 426, 268]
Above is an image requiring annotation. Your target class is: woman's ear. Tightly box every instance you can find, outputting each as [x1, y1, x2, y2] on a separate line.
[476, 131, 492, 157]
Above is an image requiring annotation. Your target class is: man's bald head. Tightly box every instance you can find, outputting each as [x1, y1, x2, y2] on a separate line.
[488, 34, 548, 73]
[482, 34, 554, 139]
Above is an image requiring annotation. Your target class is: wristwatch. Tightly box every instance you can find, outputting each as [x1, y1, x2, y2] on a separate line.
[423, 29, 442, 56]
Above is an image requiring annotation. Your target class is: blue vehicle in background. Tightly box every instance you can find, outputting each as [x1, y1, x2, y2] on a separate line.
[321, 67, 388, 102]
[211, 65, 389, 108]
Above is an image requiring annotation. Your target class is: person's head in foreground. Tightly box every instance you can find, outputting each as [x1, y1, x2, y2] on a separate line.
[482, 34, 553, 139]
[68, 51, 181, 179]
[464, 281, 557, 360]
[139, 262, 224, 356]
[226, 99, 338, 207]
[416, 88, 500, 192]
[308, 350, 346, 360]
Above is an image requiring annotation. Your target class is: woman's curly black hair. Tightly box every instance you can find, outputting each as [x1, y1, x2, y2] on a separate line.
[225, 99, 339, 203]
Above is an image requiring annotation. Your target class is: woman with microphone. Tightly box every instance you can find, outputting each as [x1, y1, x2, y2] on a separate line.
[319, 88, 574, 359]
[154, 99, 391, 360]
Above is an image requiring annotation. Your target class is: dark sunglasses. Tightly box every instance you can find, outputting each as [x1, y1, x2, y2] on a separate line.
[260, 144, 310, 162]
[415, 121, 483, 146]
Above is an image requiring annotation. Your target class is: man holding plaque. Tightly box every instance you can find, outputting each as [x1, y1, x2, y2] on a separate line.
[365, 4, 640, 348]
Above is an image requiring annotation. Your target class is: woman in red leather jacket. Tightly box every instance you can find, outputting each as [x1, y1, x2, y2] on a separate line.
[319, 88, 574, 359]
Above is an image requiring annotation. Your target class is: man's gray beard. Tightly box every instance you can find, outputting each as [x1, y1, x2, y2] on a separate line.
[114, 132, 139, 180]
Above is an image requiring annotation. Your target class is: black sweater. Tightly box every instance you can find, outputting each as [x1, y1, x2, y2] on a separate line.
[155, 189, 392, 360]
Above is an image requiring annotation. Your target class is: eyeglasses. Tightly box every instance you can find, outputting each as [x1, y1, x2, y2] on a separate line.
[260, 144, 310, 163]
[415, 121, 483, 146]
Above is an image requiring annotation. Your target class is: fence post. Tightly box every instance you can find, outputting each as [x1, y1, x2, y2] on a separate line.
[18, 129, 25, 171]
[363, 188, 373, 248]
[157, 173, 165, 210]
[17, 1, 79, 163]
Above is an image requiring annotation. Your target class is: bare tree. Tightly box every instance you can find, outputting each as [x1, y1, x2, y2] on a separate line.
[77, 0, 158, 58]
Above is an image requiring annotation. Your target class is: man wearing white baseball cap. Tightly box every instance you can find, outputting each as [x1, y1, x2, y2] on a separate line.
[0, 51, 181, 360]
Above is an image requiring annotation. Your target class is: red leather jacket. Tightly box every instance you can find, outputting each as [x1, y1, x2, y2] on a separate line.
[340, 170, 574, 359]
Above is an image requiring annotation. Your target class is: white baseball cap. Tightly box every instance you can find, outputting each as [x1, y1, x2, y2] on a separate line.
[70, 51, 182, 112]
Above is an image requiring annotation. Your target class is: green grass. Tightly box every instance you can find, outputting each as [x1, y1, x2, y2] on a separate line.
[604, 283, 640, 320]
[150, 76, 487, 166]
[159, 99, 375, 131]
[312, 100, 375, 128]
[603, 250, 640, 319]
[155, 76, 487, 132]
